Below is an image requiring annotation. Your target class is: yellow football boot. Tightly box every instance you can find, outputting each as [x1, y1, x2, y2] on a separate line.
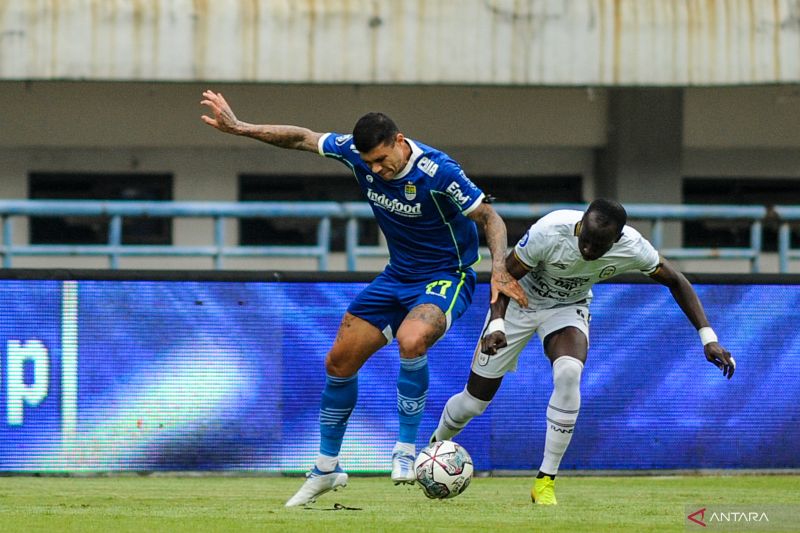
[531, 475, 557, 505]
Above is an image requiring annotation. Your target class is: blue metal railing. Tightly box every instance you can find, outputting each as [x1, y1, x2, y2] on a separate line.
[775, 206, 800, 273]
[0, 200, 783, 272]
[0, 200, 342, 270]
[344, 202, 767, 272]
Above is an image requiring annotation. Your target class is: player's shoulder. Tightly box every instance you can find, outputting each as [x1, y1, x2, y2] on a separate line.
[618, 224, 650, 247]
[614, 223, 658, 257]
[407, 139, 475, 194]
[319, 132, 360, 158]
[532, 210, 583, 236]
[410, 139, 460, 172]
[410, 138, 447, 160]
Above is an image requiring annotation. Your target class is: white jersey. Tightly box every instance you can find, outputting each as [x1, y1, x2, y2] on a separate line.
[514, 210, 660, 310]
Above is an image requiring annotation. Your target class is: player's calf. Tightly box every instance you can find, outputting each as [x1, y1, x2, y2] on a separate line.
[430, 387, 490, 442]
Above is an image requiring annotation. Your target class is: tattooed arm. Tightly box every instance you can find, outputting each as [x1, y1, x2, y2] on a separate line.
[467, 203, 528, 307]
[200, 90, 322, 153]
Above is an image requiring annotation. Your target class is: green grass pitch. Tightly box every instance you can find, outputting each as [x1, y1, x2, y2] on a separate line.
[0, 474, 797, 532]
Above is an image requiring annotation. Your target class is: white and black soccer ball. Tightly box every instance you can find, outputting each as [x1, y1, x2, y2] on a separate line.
[414, 440, 474, 499]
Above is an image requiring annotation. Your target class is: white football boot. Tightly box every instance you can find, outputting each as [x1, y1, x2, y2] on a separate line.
[285, 465, 348, 507]
[390, 445, 417, 485]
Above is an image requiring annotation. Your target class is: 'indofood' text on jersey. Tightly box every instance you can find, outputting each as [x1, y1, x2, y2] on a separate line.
[514, 210, 660, 310]
[319, 133, 485, 277]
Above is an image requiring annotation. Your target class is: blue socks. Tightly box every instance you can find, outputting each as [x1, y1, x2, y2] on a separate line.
[317, 355, 428, 464]
[397, 355, 429, 444]
[319, 373, 358, 458]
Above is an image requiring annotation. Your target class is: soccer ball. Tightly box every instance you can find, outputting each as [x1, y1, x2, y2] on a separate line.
[414, 440, 474, 499]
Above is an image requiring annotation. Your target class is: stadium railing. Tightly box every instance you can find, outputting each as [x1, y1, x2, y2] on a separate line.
[0, 200, 342, 270]
[345, 202, 767, 272]
[0, 200, 775, 272]
[775, 206, 800, 273]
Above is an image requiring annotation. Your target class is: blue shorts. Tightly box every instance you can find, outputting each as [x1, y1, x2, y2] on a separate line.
[347, 268, 477, 342]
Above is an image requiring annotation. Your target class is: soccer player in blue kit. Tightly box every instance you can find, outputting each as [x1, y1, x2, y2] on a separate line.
[200, 90, 528, 507]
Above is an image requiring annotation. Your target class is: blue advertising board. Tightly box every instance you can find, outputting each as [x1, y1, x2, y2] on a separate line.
[0, 278, 796, 472]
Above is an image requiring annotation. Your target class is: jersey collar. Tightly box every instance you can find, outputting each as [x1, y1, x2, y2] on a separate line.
[392, 139, 423, 180]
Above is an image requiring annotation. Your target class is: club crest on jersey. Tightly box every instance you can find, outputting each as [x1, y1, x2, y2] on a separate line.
[404, 183, 417, 200]
[599, 265, 616, 278]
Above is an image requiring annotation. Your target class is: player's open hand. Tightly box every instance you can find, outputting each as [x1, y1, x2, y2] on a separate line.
[481, 330, 507, 356]
[200, 90, 241, 134]
[704, 342, 735, 379]
[490, 270, 527, 307]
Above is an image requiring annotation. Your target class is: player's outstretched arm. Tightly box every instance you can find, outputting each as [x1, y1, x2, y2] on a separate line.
[649, 258, 736, 379]
[467, 203, 528, 308]
[200, 90, 322, 152]
[480, 251, 530, 356]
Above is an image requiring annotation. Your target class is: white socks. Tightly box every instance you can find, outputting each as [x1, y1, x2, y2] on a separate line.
[540, 356, 583, 475]
[433, 388, 490, 442]
[392, 441, 415, 456]
[315, 454, 339, 473]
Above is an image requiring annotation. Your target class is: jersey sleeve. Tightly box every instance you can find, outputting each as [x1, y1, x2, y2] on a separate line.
[513, 222, 547, 270]
[435, 161, 485, 216]
[627, 230, 660, 275]
[317, 132, 359, 164]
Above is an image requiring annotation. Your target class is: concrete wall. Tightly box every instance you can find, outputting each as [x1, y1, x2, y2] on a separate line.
[1, 81, 799, 272]
[3, 0, 800, 85]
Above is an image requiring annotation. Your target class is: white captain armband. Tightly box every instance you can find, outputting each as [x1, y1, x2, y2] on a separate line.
[698, 327, 718, 346]
[487, 318, 506, 335]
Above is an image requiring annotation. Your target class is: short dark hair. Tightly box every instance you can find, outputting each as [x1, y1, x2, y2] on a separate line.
[586, 198, 627, 234]
[352, 112, 399, 153]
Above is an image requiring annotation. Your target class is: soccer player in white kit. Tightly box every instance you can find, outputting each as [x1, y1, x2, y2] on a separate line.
[430, 199, 735, 505]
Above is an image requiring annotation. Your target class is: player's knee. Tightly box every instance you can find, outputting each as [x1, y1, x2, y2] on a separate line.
[552, 356, 583, 391]
[325, 353, 357, 378]
[396, 332, 429, 358]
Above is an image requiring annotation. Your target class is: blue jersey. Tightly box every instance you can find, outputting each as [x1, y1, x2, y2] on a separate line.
[318, 133, 485, 278]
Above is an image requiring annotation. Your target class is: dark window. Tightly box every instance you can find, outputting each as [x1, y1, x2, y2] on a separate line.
[239, 175, 378, 250]
[29, 173, 172, 244]
[683, 178, 800, 251]
[474, 175, 583, 246]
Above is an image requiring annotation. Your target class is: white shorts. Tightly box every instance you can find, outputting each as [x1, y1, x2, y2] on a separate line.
[470, 301, 590, 379]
